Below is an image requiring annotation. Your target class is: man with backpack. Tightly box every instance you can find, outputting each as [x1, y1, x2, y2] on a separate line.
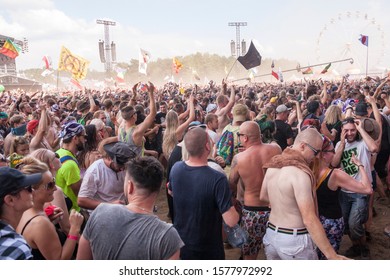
[217, 104, 248, 166]
[56, 121, 87, 212]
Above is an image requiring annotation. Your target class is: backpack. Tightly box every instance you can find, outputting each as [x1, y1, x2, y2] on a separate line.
[217, 129, 235, 165]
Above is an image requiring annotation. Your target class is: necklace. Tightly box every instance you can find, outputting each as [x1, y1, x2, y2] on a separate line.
[128, 203, 153, 215]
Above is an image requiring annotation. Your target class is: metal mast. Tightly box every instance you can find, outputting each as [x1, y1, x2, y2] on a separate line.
[228, 22, 247, 57]
[96, 19, 116, 72]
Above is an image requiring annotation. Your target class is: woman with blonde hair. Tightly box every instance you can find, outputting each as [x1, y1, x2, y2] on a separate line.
[321, 105, 343, 145]
[16, 156, 84, 260]
[30, 148, 70, 233]
[162, 95, 195, 160]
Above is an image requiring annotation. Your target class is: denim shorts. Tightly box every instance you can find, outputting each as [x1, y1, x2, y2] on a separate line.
[263, 227, 318, 260]
[339, 192, 369, 241]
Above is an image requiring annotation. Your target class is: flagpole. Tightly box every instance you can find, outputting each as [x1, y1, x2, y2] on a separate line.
[225, 59, 238, 81]
[56, 69, 59, 91]
[365, 45, 369, 77]
[231, 58, 354, 82]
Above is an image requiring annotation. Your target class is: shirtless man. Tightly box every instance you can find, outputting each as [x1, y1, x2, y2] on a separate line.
[229, 121, 281, 260]
[216, 82, 235, 136]
[260, 128, 348, 260]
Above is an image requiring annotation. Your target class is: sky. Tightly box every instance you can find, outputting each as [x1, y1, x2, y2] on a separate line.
[0, 0, 389, 74]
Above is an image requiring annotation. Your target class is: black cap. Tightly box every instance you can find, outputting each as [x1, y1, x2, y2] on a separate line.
[0, 167, 42, 199]
[355, 102, 368, 116]
[103, 142, 136, 165]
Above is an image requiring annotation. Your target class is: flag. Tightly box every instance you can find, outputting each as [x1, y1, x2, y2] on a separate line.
[320, 63, 331, 74]
[58, 46, 90, 80]
[114, 66, 126, 83]
[41, 69, 53, 77]
[302, 67, 313, 74]
[278, 68, 284, 83]
[139, 48, 151, 75]
[359, 34, 368, 46]
[173, 57, 183, 74]
[70, 78, 83, 90]
[192, 70, 200, 81]
[272, 70, 279, 80]
[116, 72, 125, 83]
[0, 39, 21, 59]
[237, 41, 261, 70]
[42, 55, 52, 69]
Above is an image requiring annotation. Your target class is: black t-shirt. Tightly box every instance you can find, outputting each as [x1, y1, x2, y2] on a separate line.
[169, 162, 232, 259]
[274, 119, 294, 150]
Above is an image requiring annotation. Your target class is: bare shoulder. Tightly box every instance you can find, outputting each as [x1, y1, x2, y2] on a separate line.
[264, 143, 282, 154]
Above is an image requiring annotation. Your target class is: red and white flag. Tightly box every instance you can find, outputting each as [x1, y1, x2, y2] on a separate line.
[272, 70, 279, 80]
[139, 48, 151, 75]
[42, 55, 52, 69]
[70, 78, 83, 90]
[359, 34, 368, 47]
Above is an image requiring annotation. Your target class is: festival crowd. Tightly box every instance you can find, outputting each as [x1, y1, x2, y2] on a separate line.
[1, 76, 390, 260]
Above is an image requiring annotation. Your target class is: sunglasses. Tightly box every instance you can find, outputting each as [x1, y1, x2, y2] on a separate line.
[342, 118, 356, 125]
[305, 142, 320, 156]
[322, 149, 335, 154]
[9, 185, 33, 196]
[44, 178, 56, 191]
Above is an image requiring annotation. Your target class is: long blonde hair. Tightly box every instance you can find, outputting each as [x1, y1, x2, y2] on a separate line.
[18, 156, 49, 176]
[324, 105, 343, 125]
[162, 110, 179, 159]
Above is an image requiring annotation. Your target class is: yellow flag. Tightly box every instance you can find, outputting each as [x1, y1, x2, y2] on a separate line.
[58, 46, 90, 80]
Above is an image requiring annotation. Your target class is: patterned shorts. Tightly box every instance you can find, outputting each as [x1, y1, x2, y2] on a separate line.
[240, 207, 270, 256]
[317, 215, 345, 260]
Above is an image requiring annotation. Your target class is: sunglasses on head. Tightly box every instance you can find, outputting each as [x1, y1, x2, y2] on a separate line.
[342, 118, 355, 125]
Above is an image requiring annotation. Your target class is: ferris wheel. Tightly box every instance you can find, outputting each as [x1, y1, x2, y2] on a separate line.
[315, 11, 387, 75]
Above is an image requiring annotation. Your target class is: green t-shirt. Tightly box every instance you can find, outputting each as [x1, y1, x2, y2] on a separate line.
[55, 148, 81, 211]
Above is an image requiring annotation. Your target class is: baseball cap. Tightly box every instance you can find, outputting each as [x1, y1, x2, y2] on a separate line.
[232, 104, 248, 123]
[270, 97, 278, 103]
[0, 167, 42, 200]
[206, 103, 217, 113]
[276, 104, 292, 114]
[355, 102, 368, 116]
[27, 120, 39, 134]
[103, 142, 136, 165]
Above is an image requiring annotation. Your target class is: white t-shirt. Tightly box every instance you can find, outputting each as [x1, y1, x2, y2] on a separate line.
[78, 159, 126, 208]
[335, 139, 372, 193]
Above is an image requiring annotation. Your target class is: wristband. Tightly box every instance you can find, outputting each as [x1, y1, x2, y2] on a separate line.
[358, 164, 364, 168]
[67, 234, 79, 241]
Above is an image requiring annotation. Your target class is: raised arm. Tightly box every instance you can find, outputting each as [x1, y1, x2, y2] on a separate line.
[132, 82, 157, 145]
[217, 85, 236, 116]
[176, 95, 195, 141]
[30, 103, 49, 150]
[373, 77, 389, 99]
[355, 119, 379, 153]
